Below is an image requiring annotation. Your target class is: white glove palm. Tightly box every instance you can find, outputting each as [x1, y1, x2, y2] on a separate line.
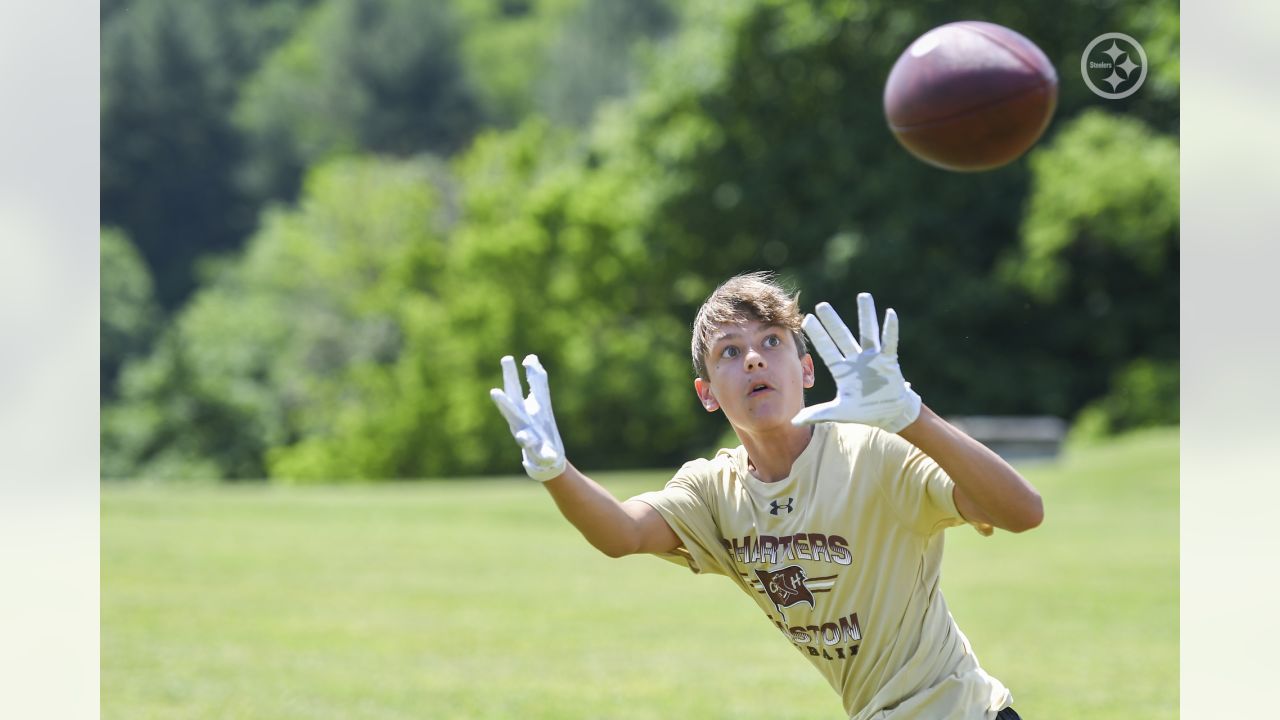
[489, 354, 566, 482]
[792, 292, 922, 433]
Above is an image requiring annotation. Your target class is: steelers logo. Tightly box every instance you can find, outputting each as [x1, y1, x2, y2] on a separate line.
[1081, 33, 1148, 100]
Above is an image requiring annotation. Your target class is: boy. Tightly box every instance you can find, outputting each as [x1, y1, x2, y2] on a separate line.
[489, 272, 1043, 719]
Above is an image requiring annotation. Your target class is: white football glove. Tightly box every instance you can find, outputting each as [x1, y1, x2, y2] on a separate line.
[792, 292, 922, 433]
[489, 354, 567, 482]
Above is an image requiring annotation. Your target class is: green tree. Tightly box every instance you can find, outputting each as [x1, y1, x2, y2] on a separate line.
[535, 0, 678, 127]
[101, 228, 160, 399]
[1004, 109, 1179, 416]
[365, 0, 1182, 475]
[434, 119, 702, 473]
[450, 0, 585, 124]
[441, 0, 1181, 468]
[106, 0, 1180, 480]
[100, 0, 317, 308]
[234, 0, 484, 204]
[103, 156, 452, 480]
[1071, 359, 1179, 440]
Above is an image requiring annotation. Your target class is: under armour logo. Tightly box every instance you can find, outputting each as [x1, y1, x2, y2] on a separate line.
[829, 353, 890, 398]
[769, 498, 795, 515]
[850, 353, 889, 397]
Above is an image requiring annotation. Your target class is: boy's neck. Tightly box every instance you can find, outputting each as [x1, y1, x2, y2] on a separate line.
[737, 423, 815, 483]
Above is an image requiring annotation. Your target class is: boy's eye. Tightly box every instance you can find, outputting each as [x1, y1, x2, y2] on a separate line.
[764, 334, 781, 348]
[721, 346, 740, 359]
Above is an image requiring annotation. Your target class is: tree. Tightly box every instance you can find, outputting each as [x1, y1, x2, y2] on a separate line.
[233, 0, 484, 205]
[450, 0, 584, 124]
[433, 119, 704, 473]
[103, 156, 452, 480]
[535, 0, 678, 127]
[106, 0, 1180, 480]
[100, 0, 318, 308]
[1004, 109, 1179, 417]
[438, 0, 1181, 467]
[101, 228, 160, 399]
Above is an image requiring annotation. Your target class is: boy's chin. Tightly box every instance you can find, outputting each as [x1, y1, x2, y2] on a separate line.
[728, 404, 803, 433]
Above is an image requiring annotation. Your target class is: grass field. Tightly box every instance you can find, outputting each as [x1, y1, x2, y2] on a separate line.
[102, 428, 1178, 719]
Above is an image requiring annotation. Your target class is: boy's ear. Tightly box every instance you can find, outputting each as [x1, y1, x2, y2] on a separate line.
[802, 354, 815, 389]
[694, 377, 720, 413]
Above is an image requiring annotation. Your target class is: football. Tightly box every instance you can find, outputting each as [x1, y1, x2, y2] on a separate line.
[884, 21, 1058, 172]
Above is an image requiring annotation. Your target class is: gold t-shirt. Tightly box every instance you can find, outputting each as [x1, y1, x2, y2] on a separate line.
[631, 422, 1011, 719]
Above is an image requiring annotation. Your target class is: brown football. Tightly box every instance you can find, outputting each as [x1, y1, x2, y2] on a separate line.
[884, 21, 1058, 172]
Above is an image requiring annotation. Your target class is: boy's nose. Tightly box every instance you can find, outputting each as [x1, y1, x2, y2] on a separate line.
[744, 349, 767, 371]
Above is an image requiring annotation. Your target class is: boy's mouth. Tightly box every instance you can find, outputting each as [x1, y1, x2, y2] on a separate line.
[747, 382, 774, 397]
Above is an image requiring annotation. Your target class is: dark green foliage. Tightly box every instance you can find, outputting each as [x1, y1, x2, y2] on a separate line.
[99, 0, 644, 318]
[438, 120, 706, 472]
[1004, 110, 1179, 416]
[101, 0, 248, 308]
[102, 0, 1179, 479]
[1071, 359, 1179, 440]
[451, 0, 586, 124]
[234, 0, 484, 204]
[100, 229, 160, 399]
[103, 157, 453, 480]
[432, 0, 1179, 472]
[100, 0, 318, 308]
[536, 0, 678, 127]
[549, 0, 1180, 448]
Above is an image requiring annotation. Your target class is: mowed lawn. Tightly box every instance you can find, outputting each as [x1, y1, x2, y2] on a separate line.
[102, 429, 1178, 719]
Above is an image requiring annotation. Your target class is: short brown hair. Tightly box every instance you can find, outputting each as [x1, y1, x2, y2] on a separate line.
[691, 271, 807, 378]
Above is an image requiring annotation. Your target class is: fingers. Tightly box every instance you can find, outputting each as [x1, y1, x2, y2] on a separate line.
[495, 354, 564, 478]
[518, 431, 558, 465]
[490, 388, 531, 434]
[516, 433, 558, 465]
[494, 390, 553, 460]
[529, 438, 560, 465]
[523, 354, 564, 446]
[856, 292, 881, 353]
[814, 302, 861, 357]
[802, 314, 845, 370]
[882, 308, 899, 357]
[791, 400, 843, 426]
[514, 428, 539, 450]
[522, 354, 552, 414]
[501, 355, 523, 404]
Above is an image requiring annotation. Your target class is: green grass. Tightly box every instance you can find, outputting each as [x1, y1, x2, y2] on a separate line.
[102, 429, 1178, 719]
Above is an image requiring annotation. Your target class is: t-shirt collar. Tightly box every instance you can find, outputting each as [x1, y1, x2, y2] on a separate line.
[730, 423, 827, 489]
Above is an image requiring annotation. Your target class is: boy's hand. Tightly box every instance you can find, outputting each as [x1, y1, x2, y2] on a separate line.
[489, 354, 566, 482]
[792, 292, 922, 433]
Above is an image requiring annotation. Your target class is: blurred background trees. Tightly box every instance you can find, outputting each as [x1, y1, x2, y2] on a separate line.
[100, 228, 160, 399]
[101, 0, 1179, 481]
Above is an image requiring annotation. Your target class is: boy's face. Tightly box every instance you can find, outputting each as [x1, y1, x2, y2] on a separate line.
[694, 319, 815, 433]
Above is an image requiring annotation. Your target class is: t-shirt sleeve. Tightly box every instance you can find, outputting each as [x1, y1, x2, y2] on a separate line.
[628, 464, 733, 577]
[868, 427, 969, 536]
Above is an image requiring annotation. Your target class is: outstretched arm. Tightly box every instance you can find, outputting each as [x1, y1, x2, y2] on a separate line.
[794, 293, 1043, 534]
[898, 406, 1043, 533]
[490, 355, 680, 556]
[544, 463, 681, 557]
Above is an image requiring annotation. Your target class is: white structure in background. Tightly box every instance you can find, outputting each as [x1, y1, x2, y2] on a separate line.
[947, 416, 1067, 461]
